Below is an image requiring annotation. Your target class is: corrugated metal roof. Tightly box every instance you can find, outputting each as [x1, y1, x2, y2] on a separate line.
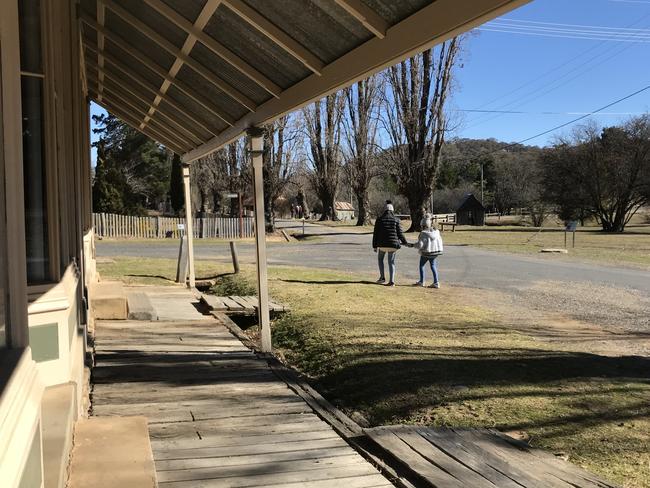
[79, 0, 529, 159]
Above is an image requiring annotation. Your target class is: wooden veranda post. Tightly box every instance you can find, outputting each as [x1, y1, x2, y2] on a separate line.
[182, 164, 196, 288]
[249, 128, 272, 352]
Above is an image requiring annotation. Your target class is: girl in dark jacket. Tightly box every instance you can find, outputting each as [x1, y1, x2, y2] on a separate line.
[372, 202, 409, 286]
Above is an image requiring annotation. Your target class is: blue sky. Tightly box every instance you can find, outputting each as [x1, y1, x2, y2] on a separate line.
[451, 0, 650, 145]
[90, 0, 650, 162]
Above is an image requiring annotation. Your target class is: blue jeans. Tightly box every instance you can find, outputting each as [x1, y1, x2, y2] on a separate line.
[419, 255, 439, 284]
[378, 250, 397, 283]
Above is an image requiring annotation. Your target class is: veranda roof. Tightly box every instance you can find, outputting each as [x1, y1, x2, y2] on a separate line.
[79, 0, 528, 162]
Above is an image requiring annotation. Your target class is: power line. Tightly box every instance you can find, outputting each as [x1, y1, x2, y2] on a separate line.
[504, 83, 650, 147]
[465, 16, 650, 130]
[465, 12, 650, 129]
[454, 109, 645, 115]
[478, 27, 650, 42]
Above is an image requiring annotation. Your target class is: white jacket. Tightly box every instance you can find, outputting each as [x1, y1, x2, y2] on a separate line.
[416, 229, 443, 255]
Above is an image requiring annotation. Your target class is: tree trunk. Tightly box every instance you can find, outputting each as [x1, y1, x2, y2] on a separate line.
[356, 191, 369, 226]
[406, 196, 427, 232]
[318, 190, 338, 221]
[264, 193, 276, 233]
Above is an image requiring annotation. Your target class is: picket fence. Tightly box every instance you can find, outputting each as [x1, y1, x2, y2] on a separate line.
[93, 213, 254, 239]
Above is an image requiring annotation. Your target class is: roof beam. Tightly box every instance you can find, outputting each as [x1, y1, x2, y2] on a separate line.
[84, 42, 217, 136]
[96, 1, 106, 100]
[141, 0, 281, 99]
[334, 0, 388, 39]
[88, 67, 205, 145]
[90, 79, 194, 150]
[183, 0, 531, 162]
[223, 0, 324, 75]
[93, 97, 186, 154]
[99, 0, 257, 111]
[133, 0, 220, 136]
[80, 15, 235, 126]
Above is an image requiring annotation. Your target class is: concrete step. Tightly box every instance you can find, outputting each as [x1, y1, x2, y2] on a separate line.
[127, 292, 158, 321]
[68, 416, 157, 488]
[91, 281, 127, 320]
[42, 383, 77, 488]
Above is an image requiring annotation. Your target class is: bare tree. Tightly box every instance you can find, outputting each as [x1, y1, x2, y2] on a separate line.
[342, 77, 381, 226]
[382, 39, 462, 231]
[262, 115, 299, 232]
[303, 93, 345, 221]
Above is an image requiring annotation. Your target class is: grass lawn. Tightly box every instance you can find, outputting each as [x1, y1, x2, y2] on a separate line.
[97, 256, 650, 487]
[441, 225, 650, 270]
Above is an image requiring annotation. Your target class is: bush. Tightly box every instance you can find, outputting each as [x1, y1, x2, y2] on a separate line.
[209, 274, 256, 296]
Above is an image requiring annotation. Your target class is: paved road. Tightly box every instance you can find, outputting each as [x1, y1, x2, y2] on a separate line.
[97, 219, 650, 294]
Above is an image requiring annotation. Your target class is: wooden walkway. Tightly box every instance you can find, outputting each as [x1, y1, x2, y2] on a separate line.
[366, 425, 618, 488]
[91, 319, 392, 487]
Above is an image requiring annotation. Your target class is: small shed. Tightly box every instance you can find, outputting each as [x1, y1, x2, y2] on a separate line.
[456, 194, 485, 226]
[335, 202, 355, 221]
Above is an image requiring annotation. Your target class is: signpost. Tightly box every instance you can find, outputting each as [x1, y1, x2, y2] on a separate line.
[564, 220, 578, 248]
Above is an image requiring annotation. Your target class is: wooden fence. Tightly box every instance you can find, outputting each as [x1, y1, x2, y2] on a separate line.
[93, 213, 254, 239]
[431, 213, 456, 223]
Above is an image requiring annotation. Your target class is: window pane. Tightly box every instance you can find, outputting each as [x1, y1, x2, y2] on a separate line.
[21, 76, 49, 283]
[18, 0, 42, 74]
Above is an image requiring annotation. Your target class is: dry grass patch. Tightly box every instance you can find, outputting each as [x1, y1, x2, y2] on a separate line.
[442, 225, 650, 269]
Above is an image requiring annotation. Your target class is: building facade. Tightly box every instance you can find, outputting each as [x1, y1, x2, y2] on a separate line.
[1, 1, 94, 486]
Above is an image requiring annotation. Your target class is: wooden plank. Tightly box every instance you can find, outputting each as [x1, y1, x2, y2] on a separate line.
[452, 429, 576, 488]
[152, 437, 347, 461]
[156, 454, 369, 482]
[220, 296, 244, 310]
[391, 426, 497, 488]
[229, 296, 254, 310]
[416, 428, 528, 488]
[156, 446, 354, 471]
[365, 428, 466, 488]
[157, 463, 385, 488]
[151, 429, 340, 452]
[261, 474, 394, 488]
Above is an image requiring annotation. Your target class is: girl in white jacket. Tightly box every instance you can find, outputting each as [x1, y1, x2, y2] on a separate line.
[413, 216, 443, 288]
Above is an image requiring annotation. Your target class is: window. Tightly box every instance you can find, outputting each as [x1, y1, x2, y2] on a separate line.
[18, 0, 49, 284]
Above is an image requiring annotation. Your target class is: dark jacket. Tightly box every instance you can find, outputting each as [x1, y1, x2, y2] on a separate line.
[373, 211, 408, 249]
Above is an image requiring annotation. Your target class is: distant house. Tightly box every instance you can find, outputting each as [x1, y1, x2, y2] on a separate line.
[456, 194, 485, 226]
[335, 202, 355, 221]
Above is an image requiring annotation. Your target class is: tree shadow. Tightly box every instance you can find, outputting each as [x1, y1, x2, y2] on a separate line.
[279, 279, 377, 285]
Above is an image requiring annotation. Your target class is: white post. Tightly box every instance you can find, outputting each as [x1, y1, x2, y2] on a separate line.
[249, 128, 272, 353]
[182, 164, 196, 288]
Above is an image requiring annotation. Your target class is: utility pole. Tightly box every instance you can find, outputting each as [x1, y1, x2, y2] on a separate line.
[481, 163, 485, 206]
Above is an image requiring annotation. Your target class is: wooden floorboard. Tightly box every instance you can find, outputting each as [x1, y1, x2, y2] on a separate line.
[91, 318, 390, 487]
[366, 425, 618, 488]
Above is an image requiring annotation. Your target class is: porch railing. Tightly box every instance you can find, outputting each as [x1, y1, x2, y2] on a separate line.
[92, 213, 254, 239]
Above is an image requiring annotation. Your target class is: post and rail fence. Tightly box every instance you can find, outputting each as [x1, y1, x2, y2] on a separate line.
[92, 213, 254, 239]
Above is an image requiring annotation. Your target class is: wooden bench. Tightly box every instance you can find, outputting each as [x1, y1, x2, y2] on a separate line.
[439, 222, 456, 232]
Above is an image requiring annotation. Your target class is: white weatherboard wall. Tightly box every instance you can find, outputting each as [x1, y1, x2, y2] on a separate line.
[0, 350, 45, 488]
[28, 266, 86, 416]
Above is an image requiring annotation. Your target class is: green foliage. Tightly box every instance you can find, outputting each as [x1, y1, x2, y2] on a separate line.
[209, 274, 256, 297]
[91, 113, 170, 215]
